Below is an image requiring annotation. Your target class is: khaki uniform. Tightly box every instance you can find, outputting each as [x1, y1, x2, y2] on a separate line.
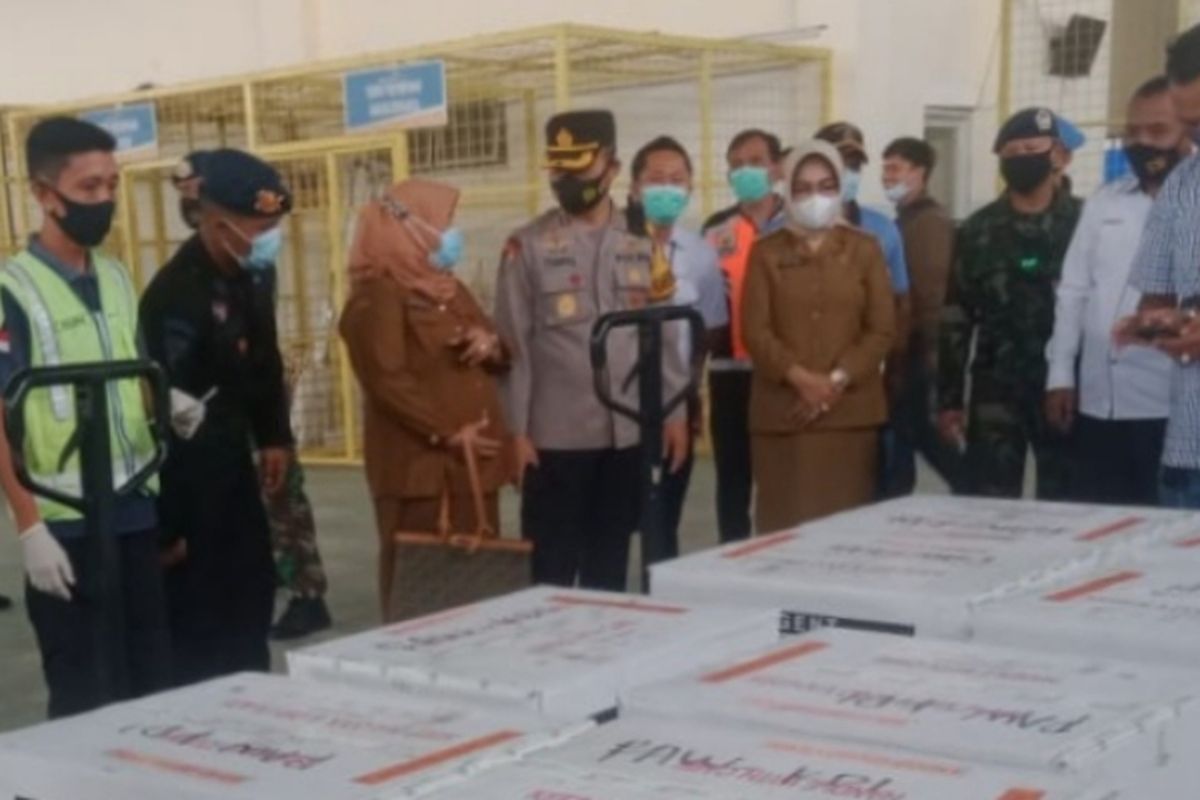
[742, 225, 896, 532]
[494, 202, 686, 589]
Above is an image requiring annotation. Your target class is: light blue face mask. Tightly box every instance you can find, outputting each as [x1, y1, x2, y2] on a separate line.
[729, 166, 772, 203]
[234, 224, 282, 271]
[841, 170, 862, 203]
[641, 184, 691, 225]
[429, 227, 464, 271]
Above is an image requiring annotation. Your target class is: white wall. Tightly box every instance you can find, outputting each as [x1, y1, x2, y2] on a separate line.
[0, 0, 1008, 208]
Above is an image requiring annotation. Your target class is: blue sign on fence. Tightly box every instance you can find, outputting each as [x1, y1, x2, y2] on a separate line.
[343, 60, 448, 133]
[81, 102, 158, 159]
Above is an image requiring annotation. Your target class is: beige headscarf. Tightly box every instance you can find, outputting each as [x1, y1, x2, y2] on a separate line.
[780, 139, 846, 234]
[348, 179, 461, 301]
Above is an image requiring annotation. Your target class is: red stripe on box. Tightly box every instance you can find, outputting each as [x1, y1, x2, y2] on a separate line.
[1044, 570, 1143, 602]
[354, 730, 523, 785]
[106, 749, 247, 785]
[996, 790, 1046, 800]
[701, 641, 829, 683]
[721, 532, 798, 559]
[548, 595, 686, 614]
[1073, 516, 1143, 542]
[1175, 536, 1200, 548]
[383, 605, 476, 636]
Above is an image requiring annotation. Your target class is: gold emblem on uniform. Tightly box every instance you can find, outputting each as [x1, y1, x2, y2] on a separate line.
[556, 293, 577, 319]
[555, 128, 576, 148]
[254, 189, 284, 215]
[627, 268, 643, 285]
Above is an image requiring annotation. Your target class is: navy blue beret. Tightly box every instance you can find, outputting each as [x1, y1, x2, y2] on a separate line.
[197, 148, 291, 217]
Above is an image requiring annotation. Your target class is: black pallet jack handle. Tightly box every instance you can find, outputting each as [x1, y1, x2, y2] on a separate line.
[5, 360, 170, 701]
[590, 306, 706, 591]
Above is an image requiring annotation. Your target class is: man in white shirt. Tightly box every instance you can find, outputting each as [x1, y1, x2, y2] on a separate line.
[1045, 76, 1192, 505]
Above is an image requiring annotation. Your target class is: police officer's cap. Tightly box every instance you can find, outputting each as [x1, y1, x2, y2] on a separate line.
[198, 148, 292, 217]
[993, 107, 1062, 153]
[171, 150, 212, 186]
[815, 121, 868, 163]
[544, 110, 616, 171]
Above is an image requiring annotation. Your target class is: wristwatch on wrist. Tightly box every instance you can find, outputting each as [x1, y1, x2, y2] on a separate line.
[830, 368, 849, 389]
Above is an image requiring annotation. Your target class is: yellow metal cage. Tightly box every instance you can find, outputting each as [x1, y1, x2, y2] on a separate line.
[999, 0, 1198, 197]
[0, 23, 831, 464]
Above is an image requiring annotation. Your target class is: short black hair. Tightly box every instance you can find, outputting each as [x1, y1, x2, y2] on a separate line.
[631, 136, 693, 179]
[25, 116, 116, 182]
[726, 128, 784, 162]
[1132, 74, 1171, 100]
[883, 137, 937, 177]
[1167, 23, 1200, 85]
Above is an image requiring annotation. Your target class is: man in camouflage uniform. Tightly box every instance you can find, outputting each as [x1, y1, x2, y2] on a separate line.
[172, 153, 331, 640]
[937, 108, 1083, 499]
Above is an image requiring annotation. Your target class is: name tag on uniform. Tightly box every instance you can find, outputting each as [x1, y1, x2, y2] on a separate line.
[57, 314, 89, 332]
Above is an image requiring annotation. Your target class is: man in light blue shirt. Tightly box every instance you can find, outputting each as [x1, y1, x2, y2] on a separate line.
[816, 122, 913, 497]
[626, 135, 727, 559]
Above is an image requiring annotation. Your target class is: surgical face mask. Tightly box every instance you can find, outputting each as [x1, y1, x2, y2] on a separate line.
[47, 187, 115, 248]
[640, 184, 690, 225]
[1000, 151, 1054, 194]
[791, 193, 841, 230]
[428, 227, 463, 271]
[729, 166, 772, 203]
[841, 170, 862, 203]
[552, 171, 609, 215]
[1124, 142, 1183, 187]
[225, 222, 282, 271]
[883, 180, 913, 206]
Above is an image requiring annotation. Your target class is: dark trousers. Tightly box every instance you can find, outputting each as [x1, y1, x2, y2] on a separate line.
[161, 449, 275, 687]
[882, 357, 965, 496]
[522, 447, 640, 591]
[26, 529, 171, 719]
[1072, 415, 1166, 506]
[709, 370, 753, 543]
[659, 445, 695, 563]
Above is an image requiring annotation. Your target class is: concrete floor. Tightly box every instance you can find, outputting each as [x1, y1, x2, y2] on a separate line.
[0, 457, 746, 732]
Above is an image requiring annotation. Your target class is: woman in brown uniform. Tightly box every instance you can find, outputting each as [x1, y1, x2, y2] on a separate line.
[742, 140, 895, 532]
[339, 179, 513, 615]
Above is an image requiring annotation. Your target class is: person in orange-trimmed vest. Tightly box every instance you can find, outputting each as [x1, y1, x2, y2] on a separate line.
[0, 118, 170, 718]
[702, 129, 787, 543]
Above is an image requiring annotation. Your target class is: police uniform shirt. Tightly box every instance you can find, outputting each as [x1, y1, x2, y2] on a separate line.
[139, 235, 292, 452]
[0, 237, 157, 539]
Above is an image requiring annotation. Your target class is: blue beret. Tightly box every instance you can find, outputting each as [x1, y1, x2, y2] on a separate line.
[198, 148, 291, 217]
[1056, 116, 1087, 151]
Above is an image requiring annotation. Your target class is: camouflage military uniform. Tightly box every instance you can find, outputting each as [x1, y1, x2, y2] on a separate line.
[938, 189, 1083, 498]
[265, 451, 327, 597]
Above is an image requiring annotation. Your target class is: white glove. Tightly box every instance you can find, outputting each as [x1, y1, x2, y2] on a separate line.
[20, 522, 75, 601]
[169, 388, 208, 440]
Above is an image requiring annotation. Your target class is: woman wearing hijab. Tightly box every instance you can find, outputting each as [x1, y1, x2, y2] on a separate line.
[339, 179, 513, 616]
[741, 140, 895, 532]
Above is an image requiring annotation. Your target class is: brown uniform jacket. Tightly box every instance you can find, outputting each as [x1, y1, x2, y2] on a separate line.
[339, 276, 513, 500]
[896, 193, 955, 370]
[742, 225, 896, 434]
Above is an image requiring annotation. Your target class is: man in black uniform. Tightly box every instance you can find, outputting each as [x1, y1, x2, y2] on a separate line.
[140, 148, 293, 686]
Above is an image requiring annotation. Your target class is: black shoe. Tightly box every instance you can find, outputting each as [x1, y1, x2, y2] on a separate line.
[270, 597, 332, 641]
[0, 594, 10, 611]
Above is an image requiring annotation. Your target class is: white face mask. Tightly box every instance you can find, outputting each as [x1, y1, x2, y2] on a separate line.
[792, 194, 841, 230]
[883, 180, 913, 206]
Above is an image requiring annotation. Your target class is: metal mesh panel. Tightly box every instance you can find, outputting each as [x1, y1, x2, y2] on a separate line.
[0, 24, 830, 463]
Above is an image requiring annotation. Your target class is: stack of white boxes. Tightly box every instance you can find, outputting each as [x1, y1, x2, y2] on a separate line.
[3, 496, 1198, 799]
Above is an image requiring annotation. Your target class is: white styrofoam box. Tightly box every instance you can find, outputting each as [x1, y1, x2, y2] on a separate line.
[651, 495, 1190, 638]
[971, 554, 1200, 669]
[527, 716, 1094, 799]
[287, 586, 777, 719]
[624, 629, 1200, 797]
[420, 760, 718, 799]
[0, 673, 591, 800]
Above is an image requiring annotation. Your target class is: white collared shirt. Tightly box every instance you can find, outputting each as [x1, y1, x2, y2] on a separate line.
[1046, 176, 1172, 420]
[664, 226, 728, 363]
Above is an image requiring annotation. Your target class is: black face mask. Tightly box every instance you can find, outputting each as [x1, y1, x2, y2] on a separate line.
[179, 198, 202, 230]
[1124, 143, 1183, 187]
[1000, 152, 1054, 195]
[48, 188, 115, 247]
[552, 172, 608, 216]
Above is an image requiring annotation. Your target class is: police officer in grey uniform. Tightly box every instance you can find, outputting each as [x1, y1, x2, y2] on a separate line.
[495, 110, 689, 591]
